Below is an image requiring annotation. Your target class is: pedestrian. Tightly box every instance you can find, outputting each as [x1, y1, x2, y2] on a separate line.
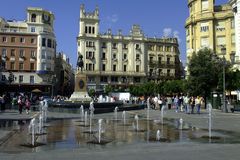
[195, 96, 201, 114]
[18, 96, 23, 114]
[190, 96, 195, 114]
[1, 94, 6, 112]
[25, 98, 31, 114]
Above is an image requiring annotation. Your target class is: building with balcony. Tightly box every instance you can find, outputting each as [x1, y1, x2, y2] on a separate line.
[185, 0, 235, 74]
[55, 52, 74, 97]
[0, 7, 56, 95]
[77, 5, 181, 91]
[229, 0, 240, 67]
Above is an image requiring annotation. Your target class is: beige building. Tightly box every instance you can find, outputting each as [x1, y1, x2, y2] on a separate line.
[55, 52, 74, 96]
[77, 5, 181, 91]
[0, 7, 56, 95]
[185, 0, 235, 70]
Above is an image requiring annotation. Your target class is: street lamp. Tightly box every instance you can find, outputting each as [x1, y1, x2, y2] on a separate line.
[220, 47, 228, 113]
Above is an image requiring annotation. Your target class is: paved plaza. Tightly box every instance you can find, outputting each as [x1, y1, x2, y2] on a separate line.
[0, 107, 240, 160]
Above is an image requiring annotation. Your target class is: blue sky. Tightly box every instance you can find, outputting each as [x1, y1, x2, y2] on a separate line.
[0, 0, 228, 66]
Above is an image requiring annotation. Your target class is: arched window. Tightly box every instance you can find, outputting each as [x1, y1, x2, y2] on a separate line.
[89, 26, 91, 34]
[31, 14, 36, 22]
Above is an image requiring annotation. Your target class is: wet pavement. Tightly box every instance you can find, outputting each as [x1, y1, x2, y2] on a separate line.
[0, 108, 240, 160]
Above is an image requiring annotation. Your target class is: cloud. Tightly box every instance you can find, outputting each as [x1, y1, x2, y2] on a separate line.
[173, 30, 181, 43]
[163, 28, 172, 37]
[162, 28, 181, 43]
[107, 14, 118, 23]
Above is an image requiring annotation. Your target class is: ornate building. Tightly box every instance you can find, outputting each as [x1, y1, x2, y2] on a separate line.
[0, 7, 56, 95]
[229, 0, 240, 66]
[77, 4, 181, 92]
[185, 0, 235, 73]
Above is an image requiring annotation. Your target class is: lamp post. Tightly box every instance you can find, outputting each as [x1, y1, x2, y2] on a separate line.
[220, 47, 228, 113]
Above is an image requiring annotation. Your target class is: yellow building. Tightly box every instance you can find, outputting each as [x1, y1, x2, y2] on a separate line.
[185, 0, 235, 67]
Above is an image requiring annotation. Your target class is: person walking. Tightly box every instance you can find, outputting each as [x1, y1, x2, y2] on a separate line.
[195, 96, 201, 114]
[25, 98, 31, 114]
[18, 96, 23, 114]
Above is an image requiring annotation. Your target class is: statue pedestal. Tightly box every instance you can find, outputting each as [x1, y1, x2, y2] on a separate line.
[69, 71, 92, 102]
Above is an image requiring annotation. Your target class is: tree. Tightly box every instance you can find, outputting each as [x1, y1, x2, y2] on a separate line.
[187, 48, 222, 99]
[88, 88, 95, 97]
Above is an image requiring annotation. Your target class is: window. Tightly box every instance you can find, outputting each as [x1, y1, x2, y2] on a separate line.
[41, 52, 46, 59]
[30, 76, 34, 84]
[102, 64, 106, 71]
[113, 54, 117, 60]
[167, 57, 170, 64]
[10, 62, 15, 70]
[200, 37, 209, 47]
[86, 51, 94, 59]
[31, 14, 36, 22]
[157, 45, 163, 51]
[11, 37, 16, 43]
[19, 50, 24, 57]
[85, 26, 88, 33]
[2, 49, 7, 57]
[102, 42, 106, 48]
[92, 27, 95, 34]
[20, 37, 25, 43]
[41, 63, 46, 70]
[201, 0, 209, 11]
[123, 43, 128, 49]
[187, 40, 190, 49]
[42, 38, 46, 47]
[216, 21, 225, 31]
[30, 63, 35, 70]
[19, 62, 24, 70]
[100, 76, 108, 82]
[167, 69, 171, 76]
[31, 50, 36, 58]
[10, 49, 15, 57]
[149, 56, 153, 62]
[31, 27, 35, 32]
[2, 37, 7, 42]
[88, 76, 95, 83]
[136, 44, 140, 49]
[136, 54, 140, 60]
[113, 64, 116, 71]
[88, 26, 91, 34]
[200, 22, 209, 32]
[19, 75, 23, 83]
[31, 38, 36, 44]
[111, 76, 118, 82]
[102, 52, 106, 60]
[149, 45, 154, 51]
[158, 56, 162, 63]
[123, 65, 127, 72]
[47, 39, 52, 48]
[166, 46, 171, 52]
[113, 43, 117, 49]
[123, 54, 127, 60]
[136, 65, 140, 72]
[216, 36, 226, 47]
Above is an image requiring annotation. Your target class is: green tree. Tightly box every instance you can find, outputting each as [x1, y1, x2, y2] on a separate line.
[88, 88, 95, 97]
[188, 48, 222, 98]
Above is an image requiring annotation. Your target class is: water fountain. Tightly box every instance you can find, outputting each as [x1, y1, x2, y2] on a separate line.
[208, 103, 212, 138]
[89, 101, 95, 117]
[156, 130, 161, 141]
[80, 105, 84, 121]
[161, 105, 166, 124]
[98, 119, 103, 143]
[122, 111, 126, 125]
[37, 114, 43, 135]
[114, 107, 119, 121]
[147, 97, 150, 120]
[179, 118, 183, 130]
[84, 111, 88, 127]
[134, 114, 139, 131]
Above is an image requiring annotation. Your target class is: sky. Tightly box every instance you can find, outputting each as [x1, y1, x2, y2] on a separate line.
[0, 0, 229, 67]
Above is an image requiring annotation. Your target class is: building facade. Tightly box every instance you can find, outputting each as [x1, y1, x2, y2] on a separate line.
[0, 7, 56, 95]
[229, 0, 240, 65]
[185, 0, 235, 71]
[77, 5, 181, 91]
[55, 52, 74, 97]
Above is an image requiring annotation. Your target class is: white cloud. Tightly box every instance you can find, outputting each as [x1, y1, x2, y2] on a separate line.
[162, 28, 181, 43]
[107, 14, 118, 23]
[163, 28, 172, 37]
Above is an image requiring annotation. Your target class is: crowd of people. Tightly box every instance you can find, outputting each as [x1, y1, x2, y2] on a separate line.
[146, 95, 205, 114]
